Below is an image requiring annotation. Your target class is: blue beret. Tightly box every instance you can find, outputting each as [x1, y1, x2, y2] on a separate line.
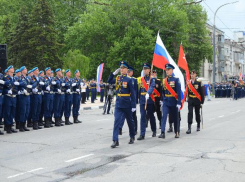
[55, 68, 61, 73]
[142, 63, 151, 69]
[74, 69, 79, 74]
[45, 67, 51, 71]
[119, 61, 129, 68]
[20, 66, 26, 72]
[128, 66, 134, 71]
[28, 70, 33, 74]
[165, 64, 175, 69]
[51, 70, 53, 74]
[15, 69, 20, 73]
[32, 67, 38, 72]
[4, 69, 8, 73]
[65, 69, 70, 74]
[39, 71, 43, 75]
[6, 65, 14, 73]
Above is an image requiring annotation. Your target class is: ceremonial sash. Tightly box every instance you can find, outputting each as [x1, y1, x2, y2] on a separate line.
[187, 81, 202, 102]
[141, 77, 155, 102]
[164, 78, 178, 100]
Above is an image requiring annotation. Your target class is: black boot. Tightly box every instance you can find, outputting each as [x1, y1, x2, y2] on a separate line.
[0, 130, 4, 135]
[19, 122, 25, 132]
[38, 118, 44, 126]
[65, 117, 71, 125]
[59, 118, 64, 126]
[44, 118, 50, 128]
[167, 124, 173, 133]
[55, 118, 60, 127]
[186, 124, 191, 134]
[129, 137, 135, 144]
[158, 132, 165, 139]
[33, 121, 39, 130]
[152, 132, 156, 137]
[76, 117, 82, 123]
[16, 121, 20, 130]
[51, 119, 55, 125]
[197, 123, 200, 131]
[175, 133, 180, 138]
[73, 116, 80, 124]
[111, 141, 119, 148]
[11, 126, 18, 133]
[49, 118, 53, 127]
[6, 125, 12, 134]
[119, 128, 122, 135]
[23, 122, 30, 131]
[27, 119, 33, 127]
[137, 135, 145, 140]
[60, 118, 65, 123]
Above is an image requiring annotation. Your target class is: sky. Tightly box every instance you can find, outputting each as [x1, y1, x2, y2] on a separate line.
[201, 0, 245, 40]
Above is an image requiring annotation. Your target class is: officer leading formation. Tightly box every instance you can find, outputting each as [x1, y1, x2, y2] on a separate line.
[0, 65, 83, 135]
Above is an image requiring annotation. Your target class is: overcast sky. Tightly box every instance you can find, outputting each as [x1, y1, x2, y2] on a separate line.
[201, 0, 245, 40]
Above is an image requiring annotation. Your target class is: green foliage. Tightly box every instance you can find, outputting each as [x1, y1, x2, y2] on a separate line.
[62, 50, 90, 78]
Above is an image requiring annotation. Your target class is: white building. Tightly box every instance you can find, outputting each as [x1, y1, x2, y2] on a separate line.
[234, 31, 245, 45]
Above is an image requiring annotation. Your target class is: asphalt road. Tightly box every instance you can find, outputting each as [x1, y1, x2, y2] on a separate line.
[1, 97, 245, 182]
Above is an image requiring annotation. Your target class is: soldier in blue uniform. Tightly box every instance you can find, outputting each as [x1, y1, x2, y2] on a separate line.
[86, 81, 90, 101]
[3, 65, 18, 134]
[14, 69, 21, 130]
[38, 70, 45, 125]
[90, 79, 96, 103]
[100, 80, 105, 103]
[159, 64, 181, 139]
[0, 72, 5, 135]
[137, 63, 156, 140]
[72, 69, 82, 124]
[108, 61, 136, 148]
[64, 69, 76, 125]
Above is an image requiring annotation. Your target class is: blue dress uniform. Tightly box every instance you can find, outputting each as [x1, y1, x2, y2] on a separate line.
[53, 68, 64, 127]
[100, 82, 105, 102]
[108, 61, 136, 148]
[137, 63, 156, 140]
[31, 68, 44, 128]
[159, 64, 181, 139]
[86, 82, 90, 100]
[90, 80, 96, 103]
[64, 69, 74, 125]
[38, 71, 45, 124]
[72, 70, 82, 123]
[3, 65, 18, 133]
[14, 69, 21, 129]
[0, 73, 5, 135]
[43, 67, 55, 128]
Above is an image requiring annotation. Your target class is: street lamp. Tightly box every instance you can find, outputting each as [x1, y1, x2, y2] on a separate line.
[212, 1, 239, 95]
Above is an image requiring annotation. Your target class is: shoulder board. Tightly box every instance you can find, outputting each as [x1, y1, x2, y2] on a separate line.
[157, 79, 160, 81]
[197, 80, 201, 82]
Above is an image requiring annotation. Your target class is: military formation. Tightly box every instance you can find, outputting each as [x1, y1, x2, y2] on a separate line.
[109, 61, 205, 148]
[0, 65, 87, 135]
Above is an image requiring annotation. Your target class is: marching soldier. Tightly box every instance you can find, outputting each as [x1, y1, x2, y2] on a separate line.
[137, 63, 157, 140]
[72, 70, 82, 123]
[100, 80, 105, 103]
[152, 70, 162, 129]
[186, 71, 204, 134]
[159, 64, 181, 139]
[108, 61, 136, 148]
[90, 79, 96, 103]
[3, 65, 18, 134]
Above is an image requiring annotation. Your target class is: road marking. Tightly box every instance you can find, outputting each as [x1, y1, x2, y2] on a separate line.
[65, 154, 94, 163]
[219, 115, 224, 118]
[7, 168, 43, 179]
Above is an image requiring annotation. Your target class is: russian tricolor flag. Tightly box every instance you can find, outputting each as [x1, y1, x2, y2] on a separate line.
[97, 63, 104, 92]
[152, 32, 185, 101]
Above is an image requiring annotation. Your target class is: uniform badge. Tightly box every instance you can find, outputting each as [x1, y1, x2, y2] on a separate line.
[194, 84, 199, 89]
[156, 84, 158, 88]
[123, 82, 127, 88]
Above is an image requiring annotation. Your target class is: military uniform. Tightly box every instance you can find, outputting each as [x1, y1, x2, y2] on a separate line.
[90, 81, 96, 103]
[100, 82, 105, 102]
[72, 70, 82, 123]
[108, 61, 136, 148]
[186, 78, 204, 134]
[0, 73, 5, 135]
[159, 64, 181, 139]
[153, 76, 162, 129]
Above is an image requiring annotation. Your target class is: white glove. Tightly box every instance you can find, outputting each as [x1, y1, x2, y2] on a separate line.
[58, 89, 61, 93]
[177, 104, 181, 111]
[23, 89, 28, 95]
[39, 81, 44, 85]
[113, 68, 120, 75]
[0, 80, 5, 84]
[145, 93, 149, 100]
[32, 88, 38, 93]
[18, 91, 21, 95]
[72, 83, 76, 87]
[131, 108, 136, 112]
[160, 101, 163, 106]
[51, 81, 56, 85]
[41, 91, 44, 95]
[46, 86, 50, 91]
[14, 82, 19, 86]
[61, 83, 65, 86]
[8, 90, 12, 94]
[76, 89, 80, 92]
[66, 89, 71, 93]
[27, 85, 32, 89]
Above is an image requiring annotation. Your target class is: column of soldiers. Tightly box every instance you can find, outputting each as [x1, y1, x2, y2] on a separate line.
[0, 65, 84, 135]
[109, 61, 205, 148]
[214, 81, 245, 99]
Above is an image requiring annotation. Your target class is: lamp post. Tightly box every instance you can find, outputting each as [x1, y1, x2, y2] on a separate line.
[212, 1, 239, 95]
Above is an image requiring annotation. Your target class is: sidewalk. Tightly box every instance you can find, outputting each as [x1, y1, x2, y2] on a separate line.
[80, 96, 115, 110]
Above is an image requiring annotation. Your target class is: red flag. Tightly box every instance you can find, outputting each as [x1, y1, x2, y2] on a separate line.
[178, 44, 190, 81]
